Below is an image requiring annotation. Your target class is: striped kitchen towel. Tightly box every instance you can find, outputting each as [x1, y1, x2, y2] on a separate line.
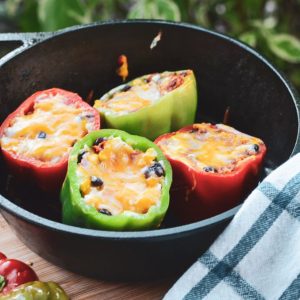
[164, 153, 300, 300]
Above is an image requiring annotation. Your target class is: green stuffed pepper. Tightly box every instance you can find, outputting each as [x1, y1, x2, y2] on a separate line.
[0, 281, 69, 300]
[93, 70, 197, 140]
[60, 129, 172, 231]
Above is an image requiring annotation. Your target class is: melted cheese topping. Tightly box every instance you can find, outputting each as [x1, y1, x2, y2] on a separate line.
[94, 70, 190, 116]
[1, 92, 95, 163]
[157, 123, 264, 173]
[77, 137, 164, 215]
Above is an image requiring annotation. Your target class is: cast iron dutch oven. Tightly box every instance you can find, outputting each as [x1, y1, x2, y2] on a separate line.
[0, 20, 300, 280]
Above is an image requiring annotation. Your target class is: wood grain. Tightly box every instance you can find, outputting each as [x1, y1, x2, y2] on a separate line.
[0, 214, 176, 300]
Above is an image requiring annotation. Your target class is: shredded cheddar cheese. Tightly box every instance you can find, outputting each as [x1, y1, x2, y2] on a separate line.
[157, 123, 264, 173]
[94, 70, 190, 116]
[1, 92, 95, 163]
[77, 137, 164, 215]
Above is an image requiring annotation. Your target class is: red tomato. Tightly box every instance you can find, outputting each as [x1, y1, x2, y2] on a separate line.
[0, 252, 38, 294]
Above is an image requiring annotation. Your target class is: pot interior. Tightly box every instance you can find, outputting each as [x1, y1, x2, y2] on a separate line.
[0, 21, 299, 228]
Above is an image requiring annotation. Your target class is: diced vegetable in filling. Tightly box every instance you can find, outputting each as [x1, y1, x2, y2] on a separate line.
[94, 70, 191, 115]
[77, 136, 165, 215]
[0, 92, 96, 164]
[156, 123, 264, 174]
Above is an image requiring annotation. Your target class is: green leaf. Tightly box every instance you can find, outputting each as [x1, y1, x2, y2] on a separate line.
[172, 0, 189, 21]
[290, 69, 300, 89]
[194, 4, 210, 27]
[19, 0, 41, 32]
[267, 33, 300, 63]
[5, 0, 22, 16]
[93, 1, 118, 22]
[263, 17, 277, 29]
[0, 275, 5, 292]
[128, 0, 180, 21]
[243, 0, 263, 17]
[239, 31, 257, 47]
[37, 0, 85, 31]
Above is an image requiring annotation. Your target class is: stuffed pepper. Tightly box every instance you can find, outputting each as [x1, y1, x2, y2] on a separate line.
[94, 70, 197, 140]
[0, 88, 100, 192]
[155, 123, 266, 223]
[61, 129, 172, 231]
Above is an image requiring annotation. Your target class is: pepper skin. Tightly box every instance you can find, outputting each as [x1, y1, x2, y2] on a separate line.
[94, 70, 197, 140]
[155, 124, 267, 223]
[0, 88, 100, 192]
[0, 253, 38, 295]
[61, 129, 172, 231]
[0, 281, 69, 300]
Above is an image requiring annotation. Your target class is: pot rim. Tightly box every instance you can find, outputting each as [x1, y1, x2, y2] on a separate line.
[0, 19, 299, 239]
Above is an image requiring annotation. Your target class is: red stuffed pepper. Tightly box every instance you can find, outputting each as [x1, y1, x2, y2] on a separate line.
[0, 88, 100, 192]
[0, 252, 38, 294]
[155, 123, 266, 223]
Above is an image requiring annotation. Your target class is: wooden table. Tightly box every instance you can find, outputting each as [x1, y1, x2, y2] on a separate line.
[0, 214, 176, 299]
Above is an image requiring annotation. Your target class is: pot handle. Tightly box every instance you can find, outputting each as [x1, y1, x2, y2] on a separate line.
[0, 32, 54, 63]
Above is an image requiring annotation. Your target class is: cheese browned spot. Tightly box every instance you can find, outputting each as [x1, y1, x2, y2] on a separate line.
[94, 70, 191, 115]
[77, 137, 165, 215]
[0, 92, 95, 163]
[157, 123, 264, 174]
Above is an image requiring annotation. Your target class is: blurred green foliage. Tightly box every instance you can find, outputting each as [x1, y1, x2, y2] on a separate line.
[1, 0, 300, 89]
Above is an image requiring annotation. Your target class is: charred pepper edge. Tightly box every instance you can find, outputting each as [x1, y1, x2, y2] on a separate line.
[61, 129, 172, 231]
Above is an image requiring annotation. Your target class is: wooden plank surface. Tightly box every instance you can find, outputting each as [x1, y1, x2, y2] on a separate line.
[0, 214, 176, 300]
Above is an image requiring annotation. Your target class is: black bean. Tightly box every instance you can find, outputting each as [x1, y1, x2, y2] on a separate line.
[144, 169, 151, 179]
[77, 151, 87, 164]
[181, 71, 188, 77]
[91, 176, 103, 187]
[253, 144, 259, 152]
[144, 162, 165, 178]
[99, 208, 112, 216]
[203, 166, 216, 173]
[93, 137, 105, 146]
[153, 162, 165, 177]
[121, 85, 131, 92]
[82, 114, 94, 119]
[38, 131, 47, 139]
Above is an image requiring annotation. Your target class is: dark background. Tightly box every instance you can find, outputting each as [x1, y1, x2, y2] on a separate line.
[0, 0, 300, 90]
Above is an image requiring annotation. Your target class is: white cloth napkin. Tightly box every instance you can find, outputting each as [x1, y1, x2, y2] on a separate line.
[164, 153, 300, 300]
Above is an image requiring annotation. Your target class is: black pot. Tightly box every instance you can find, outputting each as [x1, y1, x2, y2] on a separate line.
[0, 20, 299, 280]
